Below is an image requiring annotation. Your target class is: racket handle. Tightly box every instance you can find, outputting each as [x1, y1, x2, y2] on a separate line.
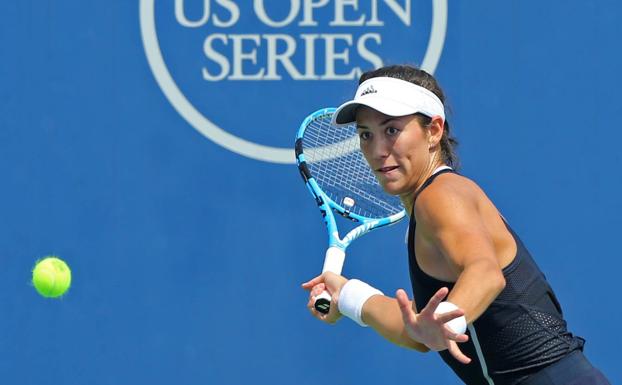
[314, 247, 346, 314]
[314, 290, 332, 314]
[322, 246, 345, 275]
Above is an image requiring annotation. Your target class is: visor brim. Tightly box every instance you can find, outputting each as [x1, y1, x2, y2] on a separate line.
[332, 97, 425, 126]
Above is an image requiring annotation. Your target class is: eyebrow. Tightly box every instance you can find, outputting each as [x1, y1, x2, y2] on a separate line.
[356, 117, 397, 130]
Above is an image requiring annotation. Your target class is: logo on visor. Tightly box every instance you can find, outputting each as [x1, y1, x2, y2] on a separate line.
[140, 0, 448, 164]
[360, 86, 378, 97]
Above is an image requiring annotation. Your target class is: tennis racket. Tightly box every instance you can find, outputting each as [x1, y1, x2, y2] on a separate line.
[295, 107, 406, 314]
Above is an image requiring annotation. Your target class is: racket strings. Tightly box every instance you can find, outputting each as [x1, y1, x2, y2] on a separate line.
[302, 114, 403, 219]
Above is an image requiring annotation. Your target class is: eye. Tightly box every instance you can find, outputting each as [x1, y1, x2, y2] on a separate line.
[386, 126, 400, 136]
[359, 131, 372, 141]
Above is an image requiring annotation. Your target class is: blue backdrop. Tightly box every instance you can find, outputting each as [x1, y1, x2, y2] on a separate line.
[1, 1, 620, 384]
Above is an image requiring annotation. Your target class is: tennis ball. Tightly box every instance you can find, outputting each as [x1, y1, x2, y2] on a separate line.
[32, 256, 71, 298]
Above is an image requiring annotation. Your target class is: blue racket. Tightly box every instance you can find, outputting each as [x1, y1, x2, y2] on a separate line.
[295, 107, 406, 314]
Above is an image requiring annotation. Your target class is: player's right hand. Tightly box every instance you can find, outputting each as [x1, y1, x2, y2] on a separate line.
[302, 272, 347, 324]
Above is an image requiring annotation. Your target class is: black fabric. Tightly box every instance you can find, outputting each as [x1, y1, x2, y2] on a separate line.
[518, 350, 611, 385]
[407, 170, 586, 385]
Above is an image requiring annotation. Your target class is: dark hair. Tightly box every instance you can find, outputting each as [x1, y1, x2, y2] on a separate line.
[359, 65, 459, 169]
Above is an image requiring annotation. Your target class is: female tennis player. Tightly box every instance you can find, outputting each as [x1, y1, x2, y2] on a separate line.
[302, 65, 610, 385]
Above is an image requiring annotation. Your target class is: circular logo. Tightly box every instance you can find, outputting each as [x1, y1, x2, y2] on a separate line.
[140, 0, 447, 164]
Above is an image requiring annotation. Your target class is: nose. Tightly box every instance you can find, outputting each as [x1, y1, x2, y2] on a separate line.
[369, 135, 390, 161]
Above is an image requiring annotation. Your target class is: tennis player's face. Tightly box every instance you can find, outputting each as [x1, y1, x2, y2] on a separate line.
[356, 107, 433, 196]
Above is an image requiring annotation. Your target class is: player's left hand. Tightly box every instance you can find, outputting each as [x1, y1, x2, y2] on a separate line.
[302, 272, 348, 324]
[396, 287, 471, 364]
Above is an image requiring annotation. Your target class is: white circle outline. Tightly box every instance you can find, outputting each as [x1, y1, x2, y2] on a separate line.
[139, 0, 447, 164]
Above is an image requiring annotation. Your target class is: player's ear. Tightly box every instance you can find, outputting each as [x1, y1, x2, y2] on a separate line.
[427, 116, 444, 149]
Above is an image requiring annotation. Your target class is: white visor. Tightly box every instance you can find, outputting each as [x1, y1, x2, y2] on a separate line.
[331, 77, 445, 126]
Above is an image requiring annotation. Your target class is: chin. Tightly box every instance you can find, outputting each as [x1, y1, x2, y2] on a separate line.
[379, 181, 405, 196]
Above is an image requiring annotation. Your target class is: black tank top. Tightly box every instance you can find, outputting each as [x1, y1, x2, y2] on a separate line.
[408, 169, 584, 385]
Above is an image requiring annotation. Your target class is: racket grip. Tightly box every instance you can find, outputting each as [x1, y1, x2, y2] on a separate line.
[322, 246, 345, 275]
[314, 247, 345, 314]
[314, 290, 332, 314]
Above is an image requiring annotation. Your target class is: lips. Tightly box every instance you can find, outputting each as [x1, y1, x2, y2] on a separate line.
[376, 166, 399, 173]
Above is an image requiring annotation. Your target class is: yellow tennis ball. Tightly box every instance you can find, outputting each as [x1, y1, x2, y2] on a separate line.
[32, 256, 71, 298]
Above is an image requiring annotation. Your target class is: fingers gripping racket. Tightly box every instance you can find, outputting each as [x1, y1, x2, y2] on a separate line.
[295, 107, 406, 314]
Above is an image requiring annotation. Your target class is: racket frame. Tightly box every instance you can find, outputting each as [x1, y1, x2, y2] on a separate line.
[295, 107, 406, 313]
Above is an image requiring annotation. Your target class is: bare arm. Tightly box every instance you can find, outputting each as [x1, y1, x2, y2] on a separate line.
[415, 181, 506, 324]
[361, 294, 430, 351]
[302, 273, 467, 355]
[302, 273, 430, 351]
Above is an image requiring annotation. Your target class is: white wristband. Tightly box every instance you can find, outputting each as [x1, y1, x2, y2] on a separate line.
[434, 301, 467, 334]
[338, 279, 383, 327]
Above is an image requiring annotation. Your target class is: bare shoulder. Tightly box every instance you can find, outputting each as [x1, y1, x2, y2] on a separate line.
[415, 172, 484, 208]
[414, 173, 487, 228]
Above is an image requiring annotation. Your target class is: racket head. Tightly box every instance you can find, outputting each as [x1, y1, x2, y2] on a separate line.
[295, 108, 405, 223]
